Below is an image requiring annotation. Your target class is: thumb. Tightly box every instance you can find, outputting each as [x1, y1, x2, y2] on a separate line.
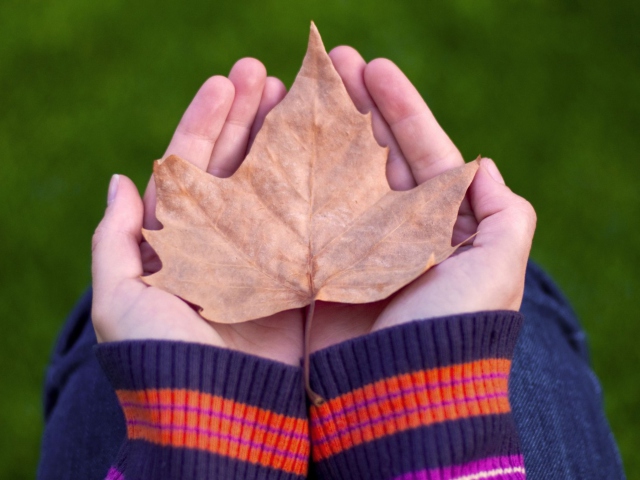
[92, 174, 145, 298]
[468, 159, 537, 258]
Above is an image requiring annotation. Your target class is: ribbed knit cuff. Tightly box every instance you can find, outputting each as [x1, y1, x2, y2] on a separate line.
[308, 311, 525, 480]
[96, 341, 308, 480]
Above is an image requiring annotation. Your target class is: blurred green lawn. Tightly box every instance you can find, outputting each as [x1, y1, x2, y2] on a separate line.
[1, 0, 638, 478]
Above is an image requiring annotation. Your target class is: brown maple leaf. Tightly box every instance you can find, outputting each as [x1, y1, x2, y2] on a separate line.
[142, 23, 479, 325]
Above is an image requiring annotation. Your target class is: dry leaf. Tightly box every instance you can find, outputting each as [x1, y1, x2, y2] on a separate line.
[142, 23, 479, 324]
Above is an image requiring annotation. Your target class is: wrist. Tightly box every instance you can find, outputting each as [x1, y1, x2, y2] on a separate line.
[373, 256, 527, 332]
[308, 311, 524, 478]
[95, 340, 309, 478]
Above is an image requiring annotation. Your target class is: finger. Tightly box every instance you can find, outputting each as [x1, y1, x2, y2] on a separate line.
[451, 199, 479, 246]
[208, 58, 267, 177]
[469, 159, 537, 262]
[163, 76, 236, 167]
[248, 76, 287, 149]
[329, 46, 370, 110]
[364, 59, 464, 184]
[329, 46, 416, 190]
[92, 175, 145, 304]
[143, 76, 235, 229]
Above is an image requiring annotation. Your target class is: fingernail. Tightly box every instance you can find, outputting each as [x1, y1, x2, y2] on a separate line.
[482, 158, 505, 185]
[107, 174, 120, 205]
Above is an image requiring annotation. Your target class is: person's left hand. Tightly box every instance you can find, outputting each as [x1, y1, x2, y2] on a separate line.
[91, 59, 305, 366]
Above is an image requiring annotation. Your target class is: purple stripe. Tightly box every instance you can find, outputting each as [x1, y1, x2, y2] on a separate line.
[127, 418, 308, 462]
[105, 467, 125, 480]
[393, 455, 525, 480]
[314, 371, 507, 424]
[120, 400, 307, 441]
[313, 390, 508, 446]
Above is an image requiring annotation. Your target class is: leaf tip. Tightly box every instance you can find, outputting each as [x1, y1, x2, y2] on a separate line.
[307, 20, 325, 54]
[478, 156, 502, 171]
[426, 252, 436, 270]
[153, 155, 175, 175]
[464, 156, 481, 178]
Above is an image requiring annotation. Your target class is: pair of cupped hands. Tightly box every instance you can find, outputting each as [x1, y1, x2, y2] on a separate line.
[91, 46, 536, 367]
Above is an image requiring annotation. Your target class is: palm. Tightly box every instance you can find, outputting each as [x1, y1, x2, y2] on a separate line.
[142, 51, 479, 357]
[138, 59, 304, 366]
[309, 210, 478, 350]
[111, 283, 225, 344]
[308, 48, 485, 351]
[95, 49, 531, 369]
[310, 50, 536, 351]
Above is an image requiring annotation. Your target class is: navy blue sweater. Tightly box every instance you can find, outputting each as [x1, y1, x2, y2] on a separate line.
[96, 312, 525, 479]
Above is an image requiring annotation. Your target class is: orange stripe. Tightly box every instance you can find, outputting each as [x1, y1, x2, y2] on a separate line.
[116, 389, 309, 475]
[117, 389, 307, 438]
[310, 358, 511, 461]
[124, 422, 309, 473]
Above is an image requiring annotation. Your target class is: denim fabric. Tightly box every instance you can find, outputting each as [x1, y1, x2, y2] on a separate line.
[37, 262, 625, 479]
[513, 262, 625, 479]
[37, 290, 125, 480]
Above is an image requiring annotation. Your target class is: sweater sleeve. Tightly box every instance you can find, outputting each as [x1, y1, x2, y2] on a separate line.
[308, 311, 526, 480]
[94, 341, 309, 480]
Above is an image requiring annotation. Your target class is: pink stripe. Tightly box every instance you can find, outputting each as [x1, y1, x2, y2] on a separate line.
[313, 390, 507, 446]
[120, 401, 307, 441]
[127, 419, 308, 462]
[393, 455, 525, 480]
[313, 372, 508, 423]
[105, 467, 125, 480]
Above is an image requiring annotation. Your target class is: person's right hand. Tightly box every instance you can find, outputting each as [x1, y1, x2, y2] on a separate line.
[308, 47, 537, 352]
[91, 59, 305, 367]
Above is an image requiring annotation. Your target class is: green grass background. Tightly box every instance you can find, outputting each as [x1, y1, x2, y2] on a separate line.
[1, 0, 638, 477]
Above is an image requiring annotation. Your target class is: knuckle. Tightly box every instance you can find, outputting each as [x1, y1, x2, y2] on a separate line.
[92, 223, 133, 256]
[416, 144, 461, 170]
[509, 197, 537, 240]
[519, 198, 537, 220]
[91, 223, 108, 254]
[519, 199, 537, 234]
[91, 280, 132, 342]
[91, 301, 106, 327]
[90, 291, 111, 335]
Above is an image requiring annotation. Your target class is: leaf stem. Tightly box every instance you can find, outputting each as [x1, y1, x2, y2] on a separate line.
[304, 299, 325, 406]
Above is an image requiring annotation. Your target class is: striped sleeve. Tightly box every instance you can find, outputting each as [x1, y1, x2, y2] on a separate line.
[95, 341, 309, 480]
[308, 311, 526, 480]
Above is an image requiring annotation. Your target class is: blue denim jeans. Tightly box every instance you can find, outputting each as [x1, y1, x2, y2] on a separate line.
[511, 262, 625, 478]
[37, 262, 625, 479]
